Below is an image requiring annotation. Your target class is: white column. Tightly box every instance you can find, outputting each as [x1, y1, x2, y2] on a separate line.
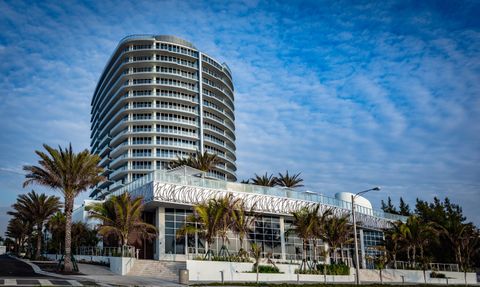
[155, 206, 165, 260]
[279, 216, 286, 261]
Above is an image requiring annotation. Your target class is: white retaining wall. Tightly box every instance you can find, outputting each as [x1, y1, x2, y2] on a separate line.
[109, 257, 135, 275]
[359, 269, 477, 285]
[45, 254, 135, 275]
[186, 260, 354, 282]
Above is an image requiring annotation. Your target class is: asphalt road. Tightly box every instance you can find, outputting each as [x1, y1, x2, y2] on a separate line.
[0, 254, 45, 277]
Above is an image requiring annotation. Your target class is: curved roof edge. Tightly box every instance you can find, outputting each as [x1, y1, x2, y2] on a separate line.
[119, 34, 197, 49]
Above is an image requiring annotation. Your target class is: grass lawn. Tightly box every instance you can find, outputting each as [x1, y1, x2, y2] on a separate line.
[193, 283, 474, 287]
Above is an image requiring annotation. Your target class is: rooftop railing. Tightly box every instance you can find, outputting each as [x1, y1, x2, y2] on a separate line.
[108, 170, 408, 222]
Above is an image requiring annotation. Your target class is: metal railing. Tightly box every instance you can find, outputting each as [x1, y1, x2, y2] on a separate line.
[389, 260, 459, 272]
[109, 170, 408, 222]
[75, 245, 136, 258]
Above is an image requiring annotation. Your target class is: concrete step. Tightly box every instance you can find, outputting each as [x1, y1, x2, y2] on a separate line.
[127, 259, 186, 280]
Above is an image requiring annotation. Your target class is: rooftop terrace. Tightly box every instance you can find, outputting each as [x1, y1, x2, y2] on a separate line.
[107, 170, 408, 223]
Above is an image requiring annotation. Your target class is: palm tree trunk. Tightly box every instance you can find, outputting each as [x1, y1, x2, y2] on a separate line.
[303, 241, 307, 272]
[36, 223, 42, 259]
[64, 197, 74, 272]
[407, 246, 411, 265]
[340, 244, 345, 263]
[412, 246, 416, 264]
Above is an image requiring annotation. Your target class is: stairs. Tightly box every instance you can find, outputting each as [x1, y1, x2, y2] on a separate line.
[127, 259, 186, 281]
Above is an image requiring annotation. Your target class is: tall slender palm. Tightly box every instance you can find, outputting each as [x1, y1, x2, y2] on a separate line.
[312, 207, 333, 265]
[231, 200, 256, 257]
[435, 216, 474, 266]
[6, 217, 30, 254]
[404, 216, 437, 263]
[47, 212, 66, 254]
[384, 221, 404, 268]
[169, 150, 219, 173]
[87, 193, 157, 247]
[276, 171, 304, 188]
[8, 191, 62, 259]
[250, 242, 262, 283]
[214, 194, 241, 256]
[290, 206, 317, 271]
[458, 226, 480, 284]
[250, 173, 277, 187]
[23, 144, 104, 270]
[322, 214, 353, 264]
[177, 197, 227, 258]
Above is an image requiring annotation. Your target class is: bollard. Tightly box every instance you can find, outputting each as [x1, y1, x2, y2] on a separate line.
[220, 270, 224, 284]
[401, 275, 405, 285]
[297, 272, 300, 284]
[179, 269, 189, 285]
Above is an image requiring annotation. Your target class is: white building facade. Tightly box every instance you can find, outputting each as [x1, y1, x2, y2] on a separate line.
[90, 35, 237, 198]
[95, 169, 406, 265]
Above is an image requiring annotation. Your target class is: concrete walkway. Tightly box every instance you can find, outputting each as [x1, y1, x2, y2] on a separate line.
[18, 257, 183, 286]
[74, 263, 183, 286]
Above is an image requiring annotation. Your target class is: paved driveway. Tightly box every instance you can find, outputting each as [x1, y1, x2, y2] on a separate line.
[0, 254, 43, 277]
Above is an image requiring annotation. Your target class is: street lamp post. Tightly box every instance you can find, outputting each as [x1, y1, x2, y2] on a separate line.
[352, 187, 380, 285]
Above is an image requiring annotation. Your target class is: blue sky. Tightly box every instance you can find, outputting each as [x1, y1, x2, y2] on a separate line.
[0, 0, 479, 233]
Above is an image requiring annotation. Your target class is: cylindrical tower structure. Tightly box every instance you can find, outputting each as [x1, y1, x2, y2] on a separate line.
[90, 35, 236, 197]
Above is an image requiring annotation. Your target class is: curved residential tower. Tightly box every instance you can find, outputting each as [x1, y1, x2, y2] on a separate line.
[90, 35, 236, 197]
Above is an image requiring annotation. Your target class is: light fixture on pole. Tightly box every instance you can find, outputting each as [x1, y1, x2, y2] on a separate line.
[352, 186, 380, 285]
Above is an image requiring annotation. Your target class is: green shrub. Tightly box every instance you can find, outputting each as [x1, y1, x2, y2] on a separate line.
[192, 255, 251, 262]
[253, 265, 281, 273]
[295, 269, 321, 275]
[312, 263, 350, 275]
[430, 271, 446, 278]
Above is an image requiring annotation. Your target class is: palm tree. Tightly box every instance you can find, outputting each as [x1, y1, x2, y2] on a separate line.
[169, 150, 219, 173]
[289, 206, 317, 272]
[250, 173, 277, 187]
[47, 212, 66, 254]
[404, 216, 437, 264]
[457, 225, 480, 284]
[71, 222, 99, 252]
[250, 242, 262, 283]
[276, 171, 304, 188]
[6, 217, 30, 254]
[87, 193, 157, 248]
[384, 221, 404, 269]
[312, 207, 333, 266]
[367, 246, 390, 284]
[177, 198, 223, 259]
[231, 200, 256, 258]
[322, 214, 353, 264]
[214, 194, 241, 257]
[23, 144, 104, 271]
[8, 191, 62, 259]
[435, 217, 474, 267]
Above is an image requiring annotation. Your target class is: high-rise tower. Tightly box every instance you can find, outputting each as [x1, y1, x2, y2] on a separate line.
[90, 35, 236, 197]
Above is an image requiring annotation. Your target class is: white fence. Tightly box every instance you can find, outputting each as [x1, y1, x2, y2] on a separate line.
[390, 260, 460, 272]
[75, 246, 136, 257]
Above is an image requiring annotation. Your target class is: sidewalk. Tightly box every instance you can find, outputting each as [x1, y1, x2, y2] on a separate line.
[75, 263, 183, 286]
[19, 257, 183, 286]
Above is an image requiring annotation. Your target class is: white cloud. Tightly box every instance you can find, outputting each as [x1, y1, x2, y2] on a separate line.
[0, 0, 479, 225]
